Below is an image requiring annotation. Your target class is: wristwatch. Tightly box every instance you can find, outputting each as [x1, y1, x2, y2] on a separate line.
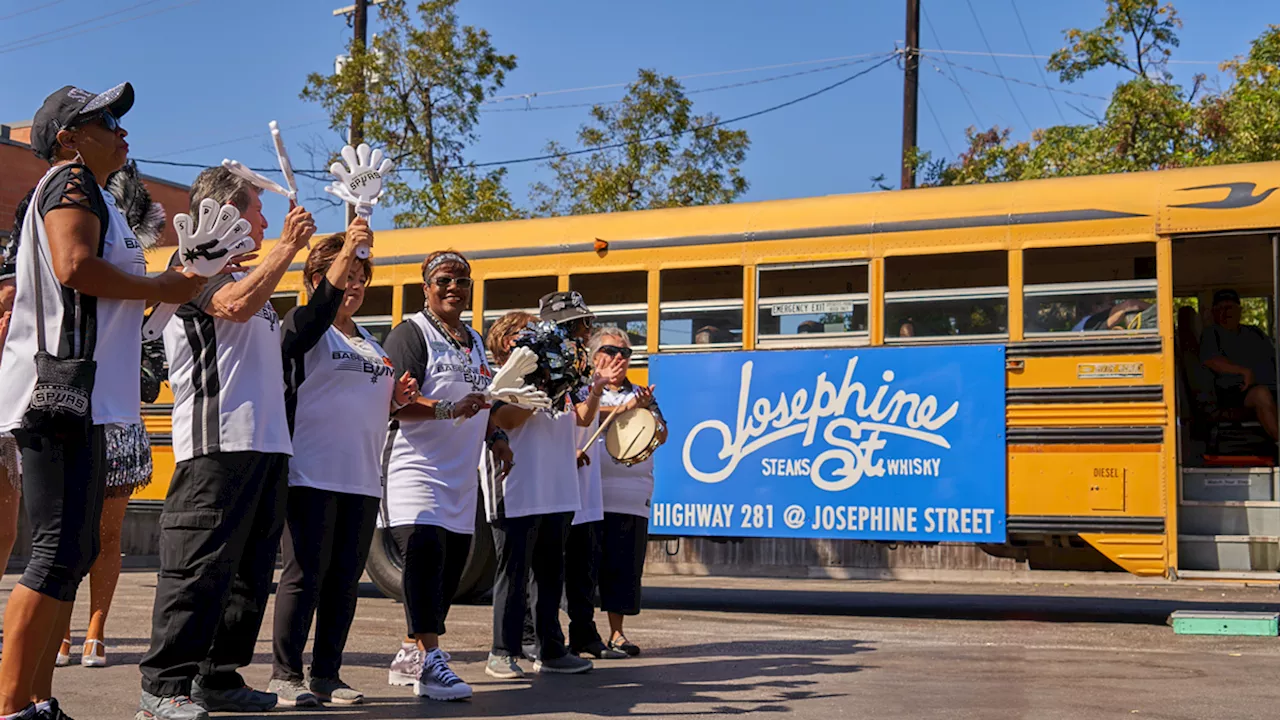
[487, 429, 509, 449]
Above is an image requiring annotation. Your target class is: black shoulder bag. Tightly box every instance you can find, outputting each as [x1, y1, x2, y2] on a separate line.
[22, 223, 96, 433]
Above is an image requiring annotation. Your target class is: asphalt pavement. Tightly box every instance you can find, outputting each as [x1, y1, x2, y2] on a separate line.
[18, 572, 1280, 720]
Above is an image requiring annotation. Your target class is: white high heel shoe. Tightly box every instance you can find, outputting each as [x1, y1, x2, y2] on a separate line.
[55, 638, 71, 667]
[81, 639, 106, 668]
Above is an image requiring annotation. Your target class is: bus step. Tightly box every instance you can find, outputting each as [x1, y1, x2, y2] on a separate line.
[1169, 610, 1279, 636]
[1178, 535, 1280, 572]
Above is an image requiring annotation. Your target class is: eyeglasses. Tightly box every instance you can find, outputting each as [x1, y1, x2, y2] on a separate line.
[72, 111, 120, 133]
[430, 276, 473, 289]
[597, 345, 632, 359]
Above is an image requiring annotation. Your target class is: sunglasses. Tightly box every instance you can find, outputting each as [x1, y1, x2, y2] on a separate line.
[430, 276, 473, 289]
[72, 111, 121, 133]
[597, 345, 633, 359]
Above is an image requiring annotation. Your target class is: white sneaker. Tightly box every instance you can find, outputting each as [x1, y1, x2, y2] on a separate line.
[388, 643, 421, 687]
[415, 648, 472, 701]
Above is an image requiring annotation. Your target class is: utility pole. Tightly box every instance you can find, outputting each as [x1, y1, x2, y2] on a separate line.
[901, 0, 920, 190]
[333, 0, 380, 222]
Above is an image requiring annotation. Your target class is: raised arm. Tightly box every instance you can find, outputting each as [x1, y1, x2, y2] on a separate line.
[207, 205, 315, 323]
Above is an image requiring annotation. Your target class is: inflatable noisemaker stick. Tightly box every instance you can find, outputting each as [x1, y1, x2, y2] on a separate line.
[325, 143, 394, 260]
[269, 121, 299, 203]
[141, 199, 257, 341]
[452, 346, 549, 426]
[221, 159, 291, 199]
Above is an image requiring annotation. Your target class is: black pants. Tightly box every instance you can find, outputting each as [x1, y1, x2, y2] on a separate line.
[271, 486, 379, 682]
[565, 521, 602, 648]
[388, 524, 471, 637]
[599, 513, 648, 616]
[491, 512, 570, 660]
[139, 451, 288, 697]
[15, 424, 106, 602]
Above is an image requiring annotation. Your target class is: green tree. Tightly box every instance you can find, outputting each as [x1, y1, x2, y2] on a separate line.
[531, 70, 750, 217]
[301, 0, 522, 227]
[915, 0, 1280, 186]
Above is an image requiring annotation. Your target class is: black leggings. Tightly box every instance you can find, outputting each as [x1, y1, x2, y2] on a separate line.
[15, 424, 106, 602]
[272, 486, 379, 681]
[388, 524, 471, 637]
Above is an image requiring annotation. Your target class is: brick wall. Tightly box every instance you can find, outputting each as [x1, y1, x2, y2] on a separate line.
[0, 126, 187, 247]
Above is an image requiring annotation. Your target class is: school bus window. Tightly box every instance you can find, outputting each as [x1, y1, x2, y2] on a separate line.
[483, 276, 557, 335]
[269, 292, 297, 320]
[571, 272, 648, 356]
[884, 252, 1007, 341]
[402, 283, 426, 316]
[659, 266, 743, 350]
[1023, 243, 1158, 335]
[355, 285, 394, 343]
[757, 261, 869, 346]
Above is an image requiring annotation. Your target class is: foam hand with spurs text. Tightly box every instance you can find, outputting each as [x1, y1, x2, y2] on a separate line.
[141, 199, 256, 341]
[325, 143, 393, 258]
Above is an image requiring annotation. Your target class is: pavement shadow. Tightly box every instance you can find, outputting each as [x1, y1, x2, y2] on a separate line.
[211, 639, 871, 719]
[638, 586, 1280, 625]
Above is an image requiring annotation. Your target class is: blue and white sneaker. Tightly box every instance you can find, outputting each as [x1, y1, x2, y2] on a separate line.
[415, 648, 472, 701]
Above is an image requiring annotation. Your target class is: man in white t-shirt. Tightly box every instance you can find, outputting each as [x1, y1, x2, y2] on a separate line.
[137, 167, 316, 720]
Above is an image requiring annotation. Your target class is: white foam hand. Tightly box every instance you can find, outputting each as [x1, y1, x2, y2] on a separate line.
[142, 199, 255, 342]
[490, 385, 553, 410]
[452, 347, 546, 425]
[327, 142, 393, 216]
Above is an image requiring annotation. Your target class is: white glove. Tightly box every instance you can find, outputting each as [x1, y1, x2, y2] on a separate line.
[490, 385, 553, 410]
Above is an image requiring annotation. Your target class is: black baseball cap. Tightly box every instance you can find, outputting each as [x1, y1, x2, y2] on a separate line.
[539, 291, 594, 324]
[30, 82, 134, 161]
[1213, 288, 1241, 305]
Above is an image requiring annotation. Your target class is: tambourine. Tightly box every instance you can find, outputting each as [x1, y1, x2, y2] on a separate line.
[605, 406, 662, 466]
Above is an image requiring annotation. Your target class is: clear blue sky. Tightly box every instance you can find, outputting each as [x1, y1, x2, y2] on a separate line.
[1, 0, 1274, 233]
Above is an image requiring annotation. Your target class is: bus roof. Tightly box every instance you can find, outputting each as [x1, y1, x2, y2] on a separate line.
[148, 160, 1280, 272]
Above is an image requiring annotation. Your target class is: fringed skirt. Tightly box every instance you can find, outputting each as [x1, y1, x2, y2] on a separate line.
[105, 423, 153, 498]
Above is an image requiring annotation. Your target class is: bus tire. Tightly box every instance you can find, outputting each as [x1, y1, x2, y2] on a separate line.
[364, 503, 497, 605]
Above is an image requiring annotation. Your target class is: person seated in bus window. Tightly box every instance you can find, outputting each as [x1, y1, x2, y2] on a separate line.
[1199, 288, 1278, 441]
[694, 325, 719, 344]
[797, 320, 823, 334]
[1075, 297, 1157, 332]
[898, 320, 915, 338]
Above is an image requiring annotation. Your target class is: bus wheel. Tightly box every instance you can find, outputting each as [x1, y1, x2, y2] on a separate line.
[364, 504, 497, 604]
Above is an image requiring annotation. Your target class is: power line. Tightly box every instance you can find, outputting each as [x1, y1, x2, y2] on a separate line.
[0, 0, 67, 22]
[147, 118, 330, 159]
[914, 46, 1219, 66]
[0, 0, 200, 56]
[1010, 0, 1064, 123]
[920, 87, 955, 157]
[963, 0, 1032, 129]
[0, 0, 166, 50]
[483, 51, 889, 106]
[135, 53, 899, 175]
[921, 7, 983, 129]
[923, 54, 1109, 100]
[482, 56, 885, 114]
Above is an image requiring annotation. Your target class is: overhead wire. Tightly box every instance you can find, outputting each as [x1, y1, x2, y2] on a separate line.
[0, 0, 67, 23]
[0, 0, 167, 50]
[920, 87, 955, 157]
[0, 0, 202, 56]
[963, 0, 1032, 129]
[1009, 0, 1064, 122]
[913, 47, 1219, 66]
[135, 52, 899, 175]
[922, 54, 1109, 100]
[921, 7, 983, 129]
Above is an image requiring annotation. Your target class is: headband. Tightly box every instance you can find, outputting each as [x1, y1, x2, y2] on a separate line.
[426, 252, 470, 276]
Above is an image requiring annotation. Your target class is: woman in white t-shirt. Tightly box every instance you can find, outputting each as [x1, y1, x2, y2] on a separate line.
[378, 250, 493, 702]
[267, 223, 417, 708]
[0, 82, 203, 720]
[481, 307, 625, 680]
[589, 326, 667, 657]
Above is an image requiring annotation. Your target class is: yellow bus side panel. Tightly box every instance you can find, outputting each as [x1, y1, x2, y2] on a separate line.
[1006, 355, 1164, 388]
[133, 444, 175, 503]
[1007, 444, 1164, 517]
[1078, 533, 1167, 577]
[1007, 403, 1167, 426]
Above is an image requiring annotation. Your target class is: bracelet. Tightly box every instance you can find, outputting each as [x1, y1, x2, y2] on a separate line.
[486, 429, 509, 449]
[434, 400, 456, 420]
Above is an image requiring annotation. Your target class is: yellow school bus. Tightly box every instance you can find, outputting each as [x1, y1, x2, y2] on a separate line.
[142, 160, 1280, 594]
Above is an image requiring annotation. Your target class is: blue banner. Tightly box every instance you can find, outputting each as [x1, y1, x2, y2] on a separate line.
[648, 346, 1006, 541]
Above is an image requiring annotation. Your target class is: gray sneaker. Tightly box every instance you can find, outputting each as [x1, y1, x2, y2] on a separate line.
[388, 643, 422, 686]
[266, 678, 318, 708]
[309, 676, 364, 706]
[484, 653, 527, 680]
[190, 679, 276, 713]
[534, 653, 593, 674]
[136, 692, 208, 720]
